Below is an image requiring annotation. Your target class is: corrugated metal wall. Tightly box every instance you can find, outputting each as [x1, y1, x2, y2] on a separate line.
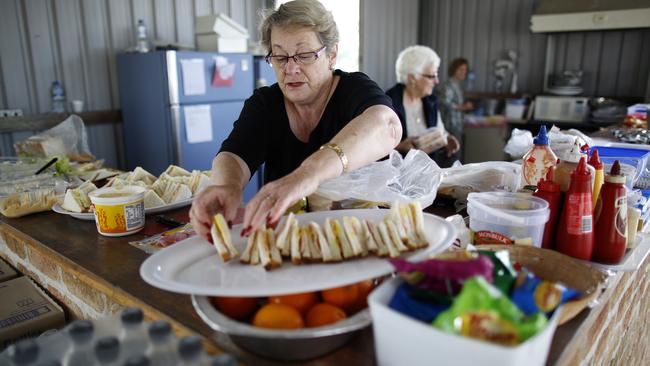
[0, 0, 264, 167]
[360, 0, 419, 90]
[419, 0, 650, 98]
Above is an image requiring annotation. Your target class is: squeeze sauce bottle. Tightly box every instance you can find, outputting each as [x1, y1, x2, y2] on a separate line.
[588, 149, 604, 208]
[521, 125, 557, 187]
[533, 167, 561, 249]
[554, 141, 595, 192]
[592, 161, 627, 264]
[555, 157, 594, 260]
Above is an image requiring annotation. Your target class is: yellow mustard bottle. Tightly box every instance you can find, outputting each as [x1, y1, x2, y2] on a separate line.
[588, 149, 604, 208]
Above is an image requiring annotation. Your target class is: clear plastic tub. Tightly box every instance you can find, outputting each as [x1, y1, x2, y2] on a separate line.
[467, 192, 549, 247]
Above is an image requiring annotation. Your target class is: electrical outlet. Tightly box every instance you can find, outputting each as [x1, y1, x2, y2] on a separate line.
[0, 109, 24, 118]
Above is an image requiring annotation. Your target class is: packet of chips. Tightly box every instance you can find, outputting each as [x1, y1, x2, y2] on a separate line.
[388, 282, 450, 323]
[389, 252, 493, 296]
[433, 277, 548, 345]
[478, 250, 517, 295]
[510, 269, 581, 316]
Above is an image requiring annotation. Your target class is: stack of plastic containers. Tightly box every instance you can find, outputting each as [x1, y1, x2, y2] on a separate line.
[0, 308, 237, 366]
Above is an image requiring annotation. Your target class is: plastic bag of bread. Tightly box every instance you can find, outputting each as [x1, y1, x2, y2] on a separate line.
[313, 150, 442, 210]
[438, 161, 521, 201]
[14, 115, 94, 162]
[0, 189, 62, 218]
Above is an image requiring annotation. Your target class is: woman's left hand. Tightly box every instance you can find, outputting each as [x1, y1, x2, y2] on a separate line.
[240, 168, 319, 236]
[445, 135, 460, 157]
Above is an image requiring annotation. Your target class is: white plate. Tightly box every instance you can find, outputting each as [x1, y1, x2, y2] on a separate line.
[139, 209, 457, 297]
[585, 232, 650, 272]
[52, 198, 193, 220]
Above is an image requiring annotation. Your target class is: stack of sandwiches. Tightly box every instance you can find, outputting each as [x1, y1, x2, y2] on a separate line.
[210, 201, 430, 270]
[103, 165, 210, 209]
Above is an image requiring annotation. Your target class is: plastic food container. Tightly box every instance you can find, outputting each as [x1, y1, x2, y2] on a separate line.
[368, 277, 561, 366]
[88, 186, 146, 236]
[467, 192, 549, 247]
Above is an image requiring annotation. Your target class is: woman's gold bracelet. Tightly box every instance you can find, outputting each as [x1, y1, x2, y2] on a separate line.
[320, 142, 349, 173]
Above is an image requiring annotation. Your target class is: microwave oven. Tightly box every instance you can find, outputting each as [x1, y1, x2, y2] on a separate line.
[534, 96, 589, 123]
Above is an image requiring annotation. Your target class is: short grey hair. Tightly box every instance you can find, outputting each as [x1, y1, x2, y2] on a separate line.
[395, 45, 441, 84]
[259, 0, 339, 54]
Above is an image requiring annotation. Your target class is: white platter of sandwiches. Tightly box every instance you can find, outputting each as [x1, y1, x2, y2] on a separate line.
[139, 202, 457, 297]
[52, 165, 210, 220]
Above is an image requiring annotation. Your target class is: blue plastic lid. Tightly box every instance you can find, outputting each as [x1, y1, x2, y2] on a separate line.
[533, 125, 549, 145]
[591, 146, 650, 159]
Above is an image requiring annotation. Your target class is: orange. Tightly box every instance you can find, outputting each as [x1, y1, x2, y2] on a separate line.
[209, 296, 259, 321]
[252, 303, 305, 329]
[268, 292, 319, 315]
[347, 279, 376, 314]
[305, 303, 347, 327]
[321, 284, 360, 310]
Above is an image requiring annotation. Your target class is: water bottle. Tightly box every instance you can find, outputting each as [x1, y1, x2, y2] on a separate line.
[465, 70, 476, 91]
[95, 336, 121, 366]
[146, 321, 177, 366]
[177, 336, 205, 366]
[62, 320, 95, 366]
[136, 19, 149, 53]
[118, 308, 149, 361]
[51, 81, 66, 113]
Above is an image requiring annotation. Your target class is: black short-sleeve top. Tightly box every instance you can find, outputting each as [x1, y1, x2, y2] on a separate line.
[219, 69, 393, 184]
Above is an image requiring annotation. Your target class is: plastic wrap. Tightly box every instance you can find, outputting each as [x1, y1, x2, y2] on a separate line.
[438, 161, 522, 201]
[504, 128, 533, 159]
[504, 126, 594, 160]
[14, 114, 94, 161]
[314, 150, 442, 208]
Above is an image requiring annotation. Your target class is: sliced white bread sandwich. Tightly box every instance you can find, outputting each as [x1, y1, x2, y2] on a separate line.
[342, 216, 366, 257]
[240, 230, 257, 264]
[189, 170, 211, 194]
[164, 165, 191, 177]
[309, 221, 341, 262]
[325, 218, 355, 259]
[210, 213, 239, 262]
[61, 181, 98, 213]
[161, 181, 192, 204]
[290, 219, 301, 264]
[377, 221, 402, 258]
[143, 189, 165, 209]
[129, 166, 157, 185]
[274, 212, 295, 256]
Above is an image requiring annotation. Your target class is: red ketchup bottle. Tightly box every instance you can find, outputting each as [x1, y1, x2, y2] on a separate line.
[555, 157, 594, 260]
[533, 168, 561, 249]
[592, 161, 628, 264]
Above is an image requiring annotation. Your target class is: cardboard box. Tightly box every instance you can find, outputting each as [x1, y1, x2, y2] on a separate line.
[0, 276, 65, 347]
[368, 277, 560, 366]
[195, 13, 249, 53]
[0, 258, 17, 283]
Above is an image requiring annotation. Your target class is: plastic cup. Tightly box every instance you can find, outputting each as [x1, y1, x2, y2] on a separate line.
[71, 100, 84, 113]
[88, 186, 146, 236]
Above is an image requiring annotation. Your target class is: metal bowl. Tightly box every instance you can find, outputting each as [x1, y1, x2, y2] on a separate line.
[192, 295, 372, 361]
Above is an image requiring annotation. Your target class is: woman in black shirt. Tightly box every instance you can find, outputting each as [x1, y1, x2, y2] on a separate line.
[190, 0, 401, 240]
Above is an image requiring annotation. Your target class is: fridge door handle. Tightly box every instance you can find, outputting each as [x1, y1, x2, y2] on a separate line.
[166, 51, 180, 105]
[170, 105, 182, 166]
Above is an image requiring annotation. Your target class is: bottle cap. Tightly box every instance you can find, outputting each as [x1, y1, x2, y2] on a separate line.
[537, 167, 560, 193]
[68, 320, 94, 343]
[588, 149, 603, 169]
[178, 336, 203, 360]
[571, 157, 592, 182]
[9, 339, 39, 364]
[121, 307, 144, 325]
[95, 336, 120, 363]
[605, 160, 627, 184]
[533, 125, 549, 145]
[149, 320, 172, 342]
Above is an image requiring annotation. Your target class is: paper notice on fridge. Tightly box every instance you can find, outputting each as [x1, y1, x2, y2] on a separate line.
[184, 105, 212, 144]
[180, 59, 206, 96]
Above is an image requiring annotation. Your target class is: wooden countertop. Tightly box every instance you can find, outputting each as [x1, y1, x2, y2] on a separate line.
[0, 203, 647, 365]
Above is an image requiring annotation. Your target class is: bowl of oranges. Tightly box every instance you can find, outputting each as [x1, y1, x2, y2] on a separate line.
[192, 279, 377, 361]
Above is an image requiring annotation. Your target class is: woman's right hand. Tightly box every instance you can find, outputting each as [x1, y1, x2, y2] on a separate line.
[189, 184, 242, 243]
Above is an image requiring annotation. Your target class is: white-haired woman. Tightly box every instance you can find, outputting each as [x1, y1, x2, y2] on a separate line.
[386, 45, 459, 167]
[190, 0, 402, 240]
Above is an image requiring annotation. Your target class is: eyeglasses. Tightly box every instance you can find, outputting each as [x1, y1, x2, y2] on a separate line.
[265, 46, 327, 69]
[420, 73, 439, 80]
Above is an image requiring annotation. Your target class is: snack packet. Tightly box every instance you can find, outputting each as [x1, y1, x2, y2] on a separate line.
[129, 224, 196, 254]
[389, 252, 493, 296]
[510, 269, 581, 316]
[388, 282, 450, 323]
[477, 250, 517, 295]
[433, 277, 548, 345]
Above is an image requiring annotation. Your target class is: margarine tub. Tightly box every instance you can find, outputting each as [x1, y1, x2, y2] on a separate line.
[88, 186, 146, 236]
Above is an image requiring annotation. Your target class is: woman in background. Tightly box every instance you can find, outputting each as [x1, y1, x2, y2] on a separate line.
[386, 45, 459, 168]
[436, 57, 474, 164]
[190, 0, 401, 241]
